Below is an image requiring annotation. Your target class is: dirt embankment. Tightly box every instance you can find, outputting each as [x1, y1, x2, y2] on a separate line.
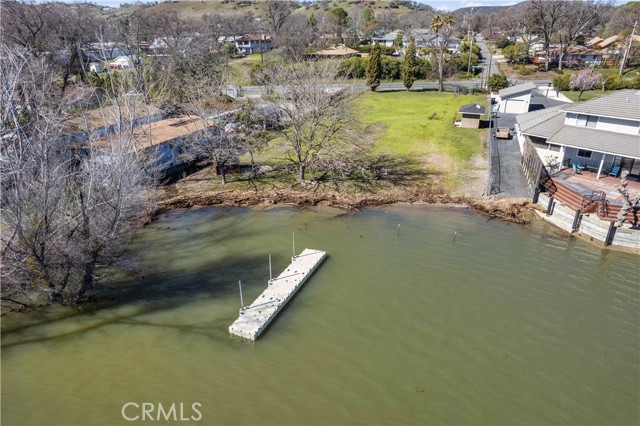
[156, 187, 537, 225]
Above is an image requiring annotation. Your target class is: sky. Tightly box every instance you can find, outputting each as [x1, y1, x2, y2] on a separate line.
[53, 0, 629, 13]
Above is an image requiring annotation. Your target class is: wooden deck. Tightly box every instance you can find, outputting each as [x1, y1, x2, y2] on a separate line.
[549, 170, 640, 225]
[553, 170, 640, 205]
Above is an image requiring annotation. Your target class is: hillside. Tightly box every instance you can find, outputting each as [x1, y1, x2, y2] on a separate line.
[109, 0, 434, 19]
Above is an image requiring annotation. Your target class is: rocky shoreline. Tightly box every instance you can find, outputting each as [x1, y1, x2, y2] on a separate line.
[156, 187, 538, 225]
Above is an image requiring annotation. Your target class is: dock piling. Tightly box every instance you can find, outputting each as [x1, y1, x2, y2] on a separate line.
[238, 280, 244, 308]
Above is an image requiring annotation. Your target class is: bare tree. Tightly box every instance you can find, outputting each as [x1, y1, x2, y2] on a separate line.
[1, 0, 56, 56]
[527, 0, 566, 71]
[275, 13, 316, 62]
[616, 170, 640, 227]
[557, 0, 611, 70]
[376, 10, 401, 34]
[1, 45, 156, 305]
[256, 61, 366, 182]
[263, 0, 295, 36]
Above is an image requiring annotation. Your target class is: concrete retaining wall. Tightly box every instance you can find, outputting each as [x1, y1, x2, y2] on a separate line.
[536, 193, 640, 249]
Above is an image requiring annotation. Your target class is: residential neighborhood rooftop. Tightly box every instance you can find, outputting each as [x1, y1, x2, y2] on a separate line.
[311, 45, 360, 57]
[515, 105, 564, 138]
[560, 89, 640, 121]
[498, 82, 537, 98]
[547, 126, 640, 159]
[95, 115, 215, 151]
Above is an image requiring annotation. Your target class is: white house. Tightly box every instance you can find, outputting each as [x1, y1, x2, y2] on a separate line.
[235, 34, 273, 55]
[372, 33, 398, 47]
[515, 90, 640, 179]
[497, 82, 537, 114]
[111, 56, 134, 69]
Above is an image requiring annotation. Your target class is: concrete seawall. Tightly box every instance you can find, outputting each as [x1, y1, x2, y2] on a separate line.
[537, 193, 640, 250]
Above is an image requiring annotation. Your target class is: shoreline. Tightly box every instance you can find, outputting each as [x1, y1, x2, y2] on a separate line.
[155, 187, 537, 225]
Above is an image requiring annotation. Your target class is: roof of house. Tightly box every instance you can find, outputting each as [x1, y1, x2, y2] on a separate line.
[459, 103, 485, 115]
[548, 126, 640, 159]
[311, 45, 359, 56]
[560, 90, 640, 121]
[94, 116, 216, 151]
[548, 46, 602, 56]
[597, 35, 619, 49]
[515, 105, 565, 138]
[585, 37, 604, 47]
[498, 81, 537, 98]
[372, 33, 397, 41]
[238, 34, 272, 42]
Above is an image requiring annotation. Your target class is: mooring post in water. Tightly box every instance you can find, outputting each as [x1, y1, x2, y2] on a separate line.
[238, 280, 244, 308]
[453, 231, 457, 242]
[269, 254, 272, 280]
[292, 232, 296, 258]
[397, 224, 400, 237]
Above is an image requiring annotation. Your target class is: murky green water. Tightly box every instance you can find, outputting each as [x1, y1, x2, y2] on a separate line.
[2, 205, 639, 426]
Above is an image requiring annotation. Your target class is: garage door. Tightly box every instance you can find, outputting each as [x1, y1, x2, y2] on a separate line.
[502, 99, 525, 114]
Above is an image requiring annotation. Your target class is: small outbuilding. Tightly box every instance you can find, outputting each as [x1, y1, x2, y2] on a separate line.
[457, 103, 485, 128]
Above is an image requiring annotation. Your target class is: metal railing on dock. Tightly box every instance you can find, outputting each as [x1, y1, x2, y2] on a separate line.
[228, 248, 327, 341]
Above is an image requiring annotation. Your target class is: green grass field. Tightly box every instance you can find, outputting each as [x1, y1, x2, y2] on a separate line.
[358, 91, 486, 162]
[561, 90, 614, 102]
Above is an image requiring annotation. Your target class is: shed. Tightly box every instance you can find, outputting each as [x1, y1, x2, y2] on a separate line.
[498, 82, 536, 114]
[458, 104, 485, 128]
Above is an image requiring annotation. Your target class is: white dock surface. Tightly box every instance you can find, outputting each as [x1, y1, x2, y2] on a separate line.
[229, 248, 327, 340]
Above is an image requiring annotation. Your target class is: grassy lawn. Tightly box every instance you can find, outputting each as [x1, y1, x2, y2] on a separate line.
[562, 90, 614, 102]
[228, 54, 274, 86]
[192, 91, 488, 194]
[358, 91, 486, 162]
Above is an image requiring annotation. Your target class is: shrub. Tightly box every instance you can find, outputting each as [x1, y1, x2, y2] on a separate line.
[487, 73, 509, 90]
[381, 56, 401, 80]
[553, 74, 571, 91]
[339, 57, 366, 78]
[603, 75, 629, 90]
[415, 57, 431, 79]
[516, 65, 534, 76]
[553, 68, 564, 74]
[350, 45, 395, 55]
[495, 36, 514, 49]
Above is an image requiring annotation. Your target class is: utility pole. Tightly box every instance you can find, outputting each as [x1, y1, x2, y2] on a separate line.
[467, 8, 474, 77]
[619, 20, 637, 76]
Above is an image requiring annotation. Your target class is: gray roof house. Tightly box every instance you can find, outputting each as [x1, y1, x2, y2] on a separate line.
[372, 33, 398, 47]
[515, 90, 640, 179]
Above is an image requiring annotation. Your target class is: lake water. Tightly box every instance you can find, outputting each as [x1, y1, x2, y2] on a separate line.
[2, 205, 639, 425]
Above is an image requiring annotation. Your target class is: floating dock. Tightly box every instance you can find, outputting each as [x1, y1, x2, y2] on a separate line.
[229, 248, 327, 340]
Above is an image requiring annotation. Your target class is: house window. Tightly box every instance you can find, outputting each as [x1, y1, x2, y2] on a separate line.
[576, 114, 588, 126]
[586, 115, 598, 128]
[577, 149, 592, 158]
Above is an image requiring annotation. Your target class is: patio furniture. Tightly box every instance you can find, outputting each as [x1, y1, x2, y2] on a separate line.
[572, 163, 582, 174]
[609, 166, 621, 177]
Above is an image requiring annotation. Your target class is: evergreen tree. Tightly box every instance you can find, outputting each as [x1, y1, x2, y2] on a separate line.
[366, 42, 382, 91]
[307, 13, 317, 30]
[401, 37, 417, 91]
